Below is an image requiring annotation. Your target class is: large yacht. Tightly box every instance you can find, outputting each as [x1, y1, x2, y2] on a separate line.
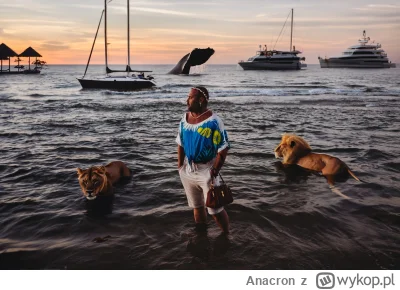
[238, 9, 307, 70]
[318, 30, 396, 68]
[238, 46, 306, 70]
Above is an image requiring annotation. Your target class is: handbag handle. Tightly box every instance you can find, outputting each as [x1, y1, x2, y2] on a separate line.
[218, 172, 226, 184]
[211, 171, 226, 185]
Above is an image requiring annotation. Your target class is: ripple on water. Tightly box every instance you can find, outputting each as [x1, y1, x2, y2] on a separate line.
[0, 65, 399, 269]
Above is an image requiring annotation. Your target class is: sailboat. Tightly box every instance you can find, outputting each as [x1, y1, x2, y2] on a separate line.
[238, 9, 307, 70]
[78, 0, 156, 90]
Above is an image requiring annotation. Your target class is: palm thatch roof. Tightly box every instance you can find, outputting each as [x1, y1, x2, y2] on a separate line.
[19, 46, 42, 57]
[0, 43, 18, 58]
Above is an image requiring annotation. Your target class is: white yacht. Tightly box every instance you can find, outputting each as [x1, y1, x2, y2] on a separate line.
[238, 9, 307, 70]
[319, 30, 396, 69]
[238, 47, 306, 70]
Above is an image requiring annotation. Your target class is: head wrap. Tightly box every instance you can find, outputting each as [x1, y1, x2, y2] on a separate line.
[191, 87, 209, 100]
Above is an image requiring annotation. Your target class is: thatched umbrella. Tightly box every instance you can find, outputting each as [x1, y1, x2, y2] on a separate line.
[0, 43, 18, 72]
[19, 46, 42, 70]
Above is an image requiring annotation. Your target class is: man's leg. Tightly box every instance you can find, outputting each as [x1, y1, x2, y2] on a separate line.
[194, 207, 207, 231]
[212, 209, 230, 234]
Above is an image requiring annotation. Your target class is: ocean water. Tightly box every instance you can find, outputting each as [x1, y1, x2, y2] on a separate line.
[0, 64, 399, 269]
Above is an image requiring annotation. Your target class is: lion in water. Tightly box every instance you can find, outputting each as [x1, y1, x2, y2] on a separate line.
[274, 134, 362, 186]
[77, 161, 131, 200]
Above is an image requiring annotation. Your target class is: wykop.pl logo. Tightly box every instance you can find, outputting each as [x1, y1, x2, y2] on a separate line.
[316, 273, 335, 289]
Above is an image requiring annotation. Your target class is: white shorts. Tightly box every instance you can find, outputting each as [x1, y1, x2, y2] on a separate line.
[178, 159, 224, 215]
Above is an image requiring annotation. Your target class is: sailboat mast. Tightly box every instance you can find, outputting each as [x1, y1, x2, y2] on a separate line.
[127, 0, 130, 71]
[290, 8, 293, 51]
[105, 0, 108, 73]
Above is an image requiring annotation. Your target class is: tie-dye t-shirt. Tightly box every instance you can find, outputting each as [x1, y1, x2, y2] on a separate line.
[176, 112, 230, 164]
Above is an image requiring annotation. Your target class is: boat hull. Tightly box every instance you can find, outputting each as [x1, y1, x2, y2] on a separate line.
[319, 58, 396, 68]
[78, 78, 156, 90]
[238, 61, 303, 70]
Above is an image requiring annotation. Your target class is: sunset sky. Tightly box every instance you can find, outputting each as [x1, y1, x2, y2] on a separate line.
[1, 0, 399, 65]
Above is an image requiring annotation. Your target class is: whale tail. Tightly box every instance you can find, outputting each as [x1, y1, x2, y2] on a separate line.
[168, 48, 215, 75]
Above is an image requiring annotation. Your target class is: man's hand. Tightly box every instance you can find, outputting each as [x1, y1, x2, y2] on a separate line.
[211, 148, 228, 178]
[210, 167, 218, 179]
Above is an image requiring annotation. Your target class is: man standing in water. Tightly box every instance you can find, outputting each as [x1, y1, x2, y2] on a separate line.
[176, 86, 230, 234]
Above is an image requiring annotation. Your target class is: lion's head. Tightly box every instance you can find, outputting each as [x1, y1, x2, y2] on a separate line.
[77, 166, 110, 200]
[274, 134, 312, 164]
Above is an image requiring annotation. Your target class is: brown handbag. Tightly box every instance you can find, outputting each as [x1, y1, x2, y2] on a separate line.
[206, 173, 233, 208]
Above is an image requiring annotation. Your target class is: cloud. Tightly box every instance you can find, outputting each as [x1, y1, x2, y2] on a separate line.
[62, 4, 103, 10]
[367, 4, 400, 9]
[126, 7, 196, 17]
[237, 15, 400, 29]
[354, 4, 400, 12]
[66, 1, 220, 9]
[109, 3, 216, 19]
[133, 1, 221, 6]
[0, 27, 19, 40]
[0, 2, 55, 14]
[0, 19, 76, 25]
[0, 3, 24, 9]
[148, 28, 254, 39]
[39, 41, 70, 51]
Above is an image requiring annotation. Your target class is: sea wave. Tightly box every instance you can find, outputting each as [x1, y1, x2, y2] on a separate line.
[0, 64, 399, 270]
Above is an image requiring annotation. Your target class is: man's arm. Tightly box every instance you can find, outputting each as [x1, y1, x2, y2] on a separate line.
[178, 145, 185, 168]
[211, 147, 228, 177]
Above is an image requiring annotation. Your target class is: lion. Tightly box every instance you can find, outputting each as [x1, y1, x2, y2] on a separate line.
[77, 161, 131, 200]
[274, 134, 362, 186]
